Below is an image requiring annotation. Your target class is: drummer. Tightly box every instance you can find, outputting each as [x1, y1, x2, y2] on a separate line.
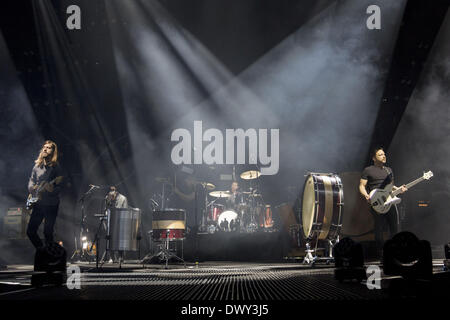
[105, 186, 128, 263]
[225, 181, 241, 210]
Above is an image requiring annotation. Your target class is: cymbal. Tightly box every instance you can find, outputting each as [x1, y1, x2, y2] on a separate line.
[155, 177, 170, 183]
[240, 170, 261, 180]
[209, 190, 232, 198]
[198, 182, 215, 191]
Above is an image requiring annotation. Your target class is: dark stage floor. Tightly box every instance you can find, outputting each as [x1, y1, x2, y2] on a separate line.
[0, 260, 448, 302]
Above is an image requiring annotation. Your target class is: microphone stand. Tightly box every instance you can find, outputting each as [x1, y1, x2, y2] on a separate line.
[70, 185, 97, 263]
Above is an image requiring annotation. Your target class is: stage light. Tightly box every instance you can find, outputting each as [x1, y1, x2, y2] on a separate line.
[383, 231, 432, 280]
[333, 237, 366, 282]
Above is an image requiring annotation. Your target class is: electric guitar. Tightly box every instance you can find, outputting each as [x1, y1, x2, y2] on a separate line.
[369, 170, 433, 214]
[26, 176, 64, 210]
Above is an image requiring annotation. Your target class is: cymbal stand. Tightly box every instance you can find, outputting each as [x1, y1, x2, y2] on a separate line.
[246, 191, 258, 233]
[161, 182, 169, 210]
[200, 182, 209, 232]
[91, 214, 107, 269]
[97, 208, 114, 267]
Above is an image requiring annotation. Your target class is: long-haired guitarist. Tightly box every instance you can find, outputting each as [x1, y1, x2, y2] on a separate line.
[359, 147, 407, 257]
[26, 140, 64, 249]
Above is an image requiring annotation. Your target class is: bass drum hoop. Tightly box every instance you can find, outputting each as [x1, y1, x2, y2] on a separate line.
[301, 173, 343, 241]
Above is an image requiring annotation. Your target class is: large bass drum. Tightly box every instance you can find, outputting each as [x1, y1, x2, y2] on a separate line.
[301, 173, 343, 241]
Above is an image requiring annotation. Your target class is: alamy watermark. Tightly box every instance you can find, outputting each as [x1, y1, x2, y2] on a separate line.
[170, 121, 279, 175]
[366, 265, 381, 290]
[67, 265, 81, 289]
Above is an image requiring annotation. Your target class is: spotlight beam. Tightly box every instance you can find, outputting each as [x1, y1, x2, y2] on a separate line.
[367, 0, 449, 160]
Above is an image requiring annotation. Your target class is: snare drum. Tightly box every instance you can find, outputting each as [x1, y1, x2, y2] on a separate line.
[301, 173, 343, 241]
[257, 205, 273, 228]
[218, 210, 239, 232]
[152, 209, 186, 241]
[208, 204, 224, 222]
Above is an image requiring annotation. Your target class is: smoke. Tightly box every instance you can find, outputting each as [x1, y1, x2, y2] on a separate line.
[105, 0, 241, 201]
[242, 0, 406, 174]
[175, 0, 407, 202]
[0, 31, 44, 263]
[389, 9, 450, 246]
[104, 0, 408, 210]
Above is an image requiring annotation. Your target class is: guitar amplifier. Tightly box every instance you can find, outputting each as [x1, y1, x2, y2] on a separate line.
[3, 207, 30, 239]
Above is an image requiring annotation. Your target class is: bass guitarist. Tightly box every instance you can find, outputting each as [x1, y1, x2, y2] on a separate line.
[359, 147, 407, 257]
[27, 140, 64, 250]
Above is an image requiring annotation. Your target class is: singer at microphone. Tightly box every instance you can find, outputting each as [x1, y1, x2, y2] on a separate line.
[105, 186, 128, 209]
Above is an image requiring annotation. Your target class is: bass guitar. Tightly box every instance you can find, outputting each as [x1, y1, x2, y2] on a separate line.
[369, 170, 433, 214]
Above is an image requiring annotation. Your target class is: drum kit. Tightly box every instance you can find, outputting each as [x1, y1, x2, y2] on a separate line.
[143, 170, 343, 265]
[203, 170, 274, 234]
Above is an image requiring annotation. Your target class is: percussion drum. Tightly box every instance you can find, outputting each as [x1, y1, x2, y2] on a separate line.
[208, 203, 224, 222]
[301, 173, 343, 241]
[260, 205, 274, 228]
[152, 209, 186, 241]
[109, 207, 141, 251]
[218, 210, 239, 232]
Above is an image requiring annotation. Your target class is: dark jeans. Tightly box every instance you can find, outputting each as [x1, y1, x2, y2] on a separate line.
[26, 203, 59, 249]
[370, 205, 399, 255]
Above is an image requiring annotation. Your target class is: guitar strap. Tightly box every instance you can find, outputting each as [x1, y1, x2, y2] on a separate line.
[383, 166, 393, 184]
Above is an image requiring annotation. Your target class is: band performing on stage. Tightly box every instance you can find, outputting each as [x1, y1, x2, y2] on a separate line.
[23, 140, 434, 270]
[1, 0, 448, 307]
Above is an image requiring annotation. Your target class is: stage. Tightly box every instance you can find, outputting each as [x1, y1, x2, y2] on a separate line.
[0, 260, 448, 301]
